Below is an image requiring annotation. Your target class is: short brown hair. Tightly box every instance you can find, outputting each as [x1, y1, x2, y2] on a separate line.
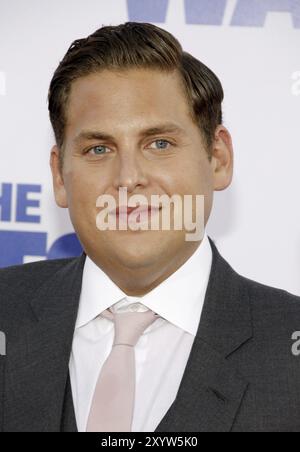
[48, 22, 224, 166]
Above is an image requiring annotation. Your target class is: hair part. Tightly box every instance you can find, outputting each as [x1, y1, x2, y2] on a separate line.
[48, 22, 224, 168]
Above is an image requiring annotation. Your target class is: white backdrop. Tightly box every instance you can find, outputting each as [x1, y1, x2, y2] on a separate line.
[0, 0, 299, 295]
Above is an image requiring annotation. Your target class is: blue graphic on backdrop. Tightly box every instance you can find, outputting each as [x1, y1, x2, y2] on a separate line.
[0, 183, 83, 267]
[127, 0, 300, 28]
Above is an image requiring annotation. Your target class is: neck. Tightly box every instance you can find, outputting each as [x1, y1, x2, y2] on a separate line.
[88, 241, 201, 297]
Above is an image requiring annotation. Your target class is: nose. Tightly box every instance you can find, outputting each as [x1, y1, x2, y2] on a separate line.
[112, 152, 148, 193]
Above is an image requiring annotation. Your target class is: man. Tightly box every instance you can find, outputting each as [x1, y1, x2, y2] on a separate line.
[0, 22, 300, 432]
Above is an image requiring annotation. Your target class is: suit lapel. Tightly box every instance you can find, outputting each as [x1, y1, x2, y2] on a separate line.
[3, 253, 86, 432]
[155, 339, 249, 432]
[155, 237, 252, 432]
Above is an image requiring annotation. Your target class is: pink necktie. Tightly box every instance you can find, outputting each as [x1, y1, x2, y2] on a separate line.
[86, 307, 160, 432]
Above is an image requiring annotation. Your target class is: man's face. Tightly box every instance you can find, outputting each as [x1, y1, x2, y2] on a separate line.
[51, 68, 224, 275]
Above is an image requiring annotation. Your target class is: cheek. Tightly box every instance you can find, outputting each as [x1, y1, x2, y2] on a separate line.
[187, 156, 213, 192]
[63, 169, 102, 210]
[162, 160, 211, 197]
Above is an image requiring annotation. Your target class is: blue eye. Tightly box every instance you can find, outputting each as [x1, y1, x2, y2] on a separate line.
[151, 140, 171, 150]
[88, 145, 110, 155]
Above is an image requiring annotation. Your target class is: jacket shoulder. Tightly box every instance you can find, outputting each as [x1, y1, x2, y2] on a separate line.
[240, 272, 300, 312]
[234, 271, 300, 339]
[209, 237, 300, 313]
[0, 257, 78, 300]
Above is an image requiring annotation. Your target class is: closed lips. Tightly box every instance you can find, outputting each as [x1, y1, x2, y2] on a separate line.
[110, 205, 161, 216]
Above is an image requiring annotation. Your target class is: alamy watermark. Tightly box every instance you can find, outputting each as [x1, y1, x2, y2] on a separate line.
[291, 331, 300, 356]
[0, 331, 6, 356]
[95, 188, 205, 242]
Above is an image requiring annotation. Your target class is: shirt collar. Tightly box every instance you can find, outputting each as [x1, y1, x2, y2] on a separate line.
[76, 233, 213, 336]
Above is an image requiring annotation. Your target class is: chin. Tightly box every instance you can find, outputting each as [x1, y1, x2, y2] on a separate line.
[116, 248, 159, 268]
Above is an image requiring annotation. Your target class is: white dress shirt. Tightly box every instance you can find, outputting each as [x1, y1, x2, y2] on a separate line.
[69, 233, 213, 432]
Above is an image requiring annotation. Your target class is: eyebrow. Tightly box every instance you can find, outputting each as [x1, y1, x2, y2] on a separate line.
[73, 123, 186, 145]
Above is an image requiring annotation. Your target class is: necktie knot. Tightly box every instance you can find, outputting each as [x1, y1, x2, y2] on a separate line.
[101, 307, 159, 347]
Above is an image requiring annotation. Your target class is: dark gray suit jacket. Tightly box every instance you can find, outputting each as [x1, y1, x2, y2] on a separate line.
[0, 237, 300, 432]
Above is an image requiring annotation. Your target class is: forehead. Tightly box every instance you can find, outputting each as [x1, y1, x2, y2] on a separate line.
[65, 68, 193, 129]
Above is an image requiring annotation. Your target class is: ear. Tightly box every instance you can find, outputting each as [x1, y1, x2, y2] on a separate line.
[211, 125, 234, 191]
[50, 145, 68, 208]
